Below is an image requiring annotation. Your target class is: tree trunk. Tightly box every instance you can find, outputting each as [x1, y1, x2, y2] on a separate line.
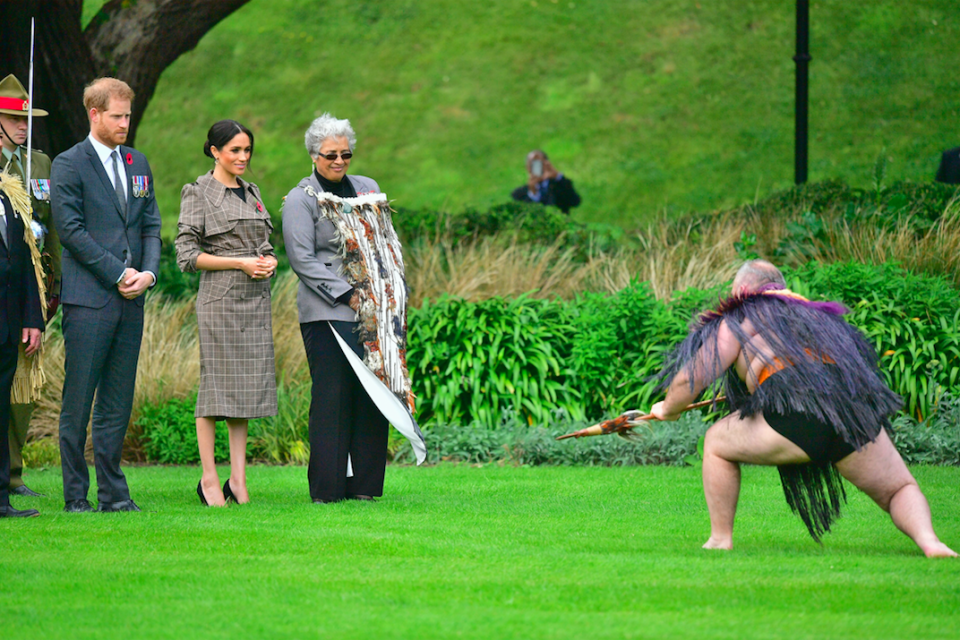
[0, 0, 249, 155]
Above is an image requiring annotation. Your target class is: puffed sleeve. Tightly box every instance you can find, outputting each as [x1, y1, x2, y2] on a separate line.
[175, 182, 205, 273]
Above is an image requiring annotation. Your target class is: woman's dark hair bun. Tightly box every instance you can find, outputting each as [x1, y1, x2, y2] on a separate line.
[204, 119, 255, 159]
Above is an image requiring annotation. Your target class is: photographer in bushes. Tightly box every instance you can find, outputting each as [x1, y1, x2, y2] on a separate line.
[510, 150, 581, 214]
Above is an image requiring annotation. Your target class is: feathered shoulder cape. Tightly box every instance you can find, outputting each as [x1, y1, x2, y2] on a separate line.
[658, 285, 901, 449]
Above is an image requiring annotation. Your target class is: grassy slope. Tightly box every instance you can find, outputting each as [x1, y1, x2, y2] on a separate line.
[6, 464, 960, 639]
[85, 0, 960, 234]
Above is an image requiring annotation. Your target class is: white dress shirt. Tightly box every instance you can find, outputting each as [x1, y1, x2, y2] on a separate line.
[87, 134, 156, 286]
[88, 134, 128, 200]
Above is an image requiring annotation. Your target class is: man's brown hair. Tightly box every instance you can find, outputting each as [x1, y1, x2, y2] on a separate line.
[83, 77, 134, 115]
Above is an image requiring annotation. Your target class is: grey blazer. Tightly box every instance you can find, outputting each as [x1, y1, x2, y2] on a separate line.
[51, 139, 162, 309]
[282, 173, 380, 323]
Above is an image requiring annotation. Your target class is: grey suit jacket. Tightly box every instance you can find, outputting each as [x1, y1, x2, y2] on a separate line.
[282, 173, 380, 323]
[51, 138, 162, 309]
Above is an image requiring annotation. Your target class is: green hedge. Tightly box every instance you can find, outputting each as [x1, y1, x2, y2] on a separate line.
[137, 393, 230, 464]
[389, 403, 959, 467]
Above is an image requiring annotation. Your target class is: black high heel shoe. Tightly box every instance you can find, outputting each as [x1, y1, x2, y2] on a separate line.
[223, 479, 237, 504]
[197, 480, 209, 506]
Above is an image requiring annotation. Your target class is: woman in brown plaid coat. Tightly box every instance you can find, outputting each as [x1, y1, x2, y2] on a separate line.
[175, 120, 278, 507]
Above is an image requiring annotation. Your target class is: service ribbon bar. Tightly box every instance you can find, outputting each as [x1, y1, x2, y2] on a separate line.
[133, 175, 150, 197]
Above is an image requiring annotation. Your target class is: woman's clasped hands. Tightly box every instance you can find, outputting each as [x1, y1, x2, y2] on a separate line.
[239, 254, 277, 280]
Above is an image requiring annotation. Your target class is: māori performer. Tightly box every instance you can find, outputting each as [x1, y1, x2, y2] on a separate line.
[651, 260, 955, 557]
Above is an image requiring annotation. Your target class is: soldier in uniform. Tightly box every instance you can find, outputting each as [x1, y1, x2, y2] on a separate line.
[0, 74, 58, 498]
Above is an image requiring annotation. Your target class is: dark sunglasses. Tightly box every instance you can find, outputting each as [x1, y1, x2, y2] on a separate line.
[317, 151, 353, 161]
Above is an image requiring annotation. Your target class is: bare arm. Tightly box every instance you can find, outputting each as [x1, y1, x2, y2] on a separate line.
[653, 319, 742, 420]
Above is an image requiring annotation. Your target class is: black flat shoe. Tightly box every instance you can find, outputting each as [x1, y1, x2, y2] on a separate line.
[197, 480, 209, 506]
[222, 479, 237, 503]
[97, 500, 141, 513]
[12, 485, 45, 498]
[63, 499, 93, 513]
[0, 505, 40, 517]
[347, 494, 376, 502]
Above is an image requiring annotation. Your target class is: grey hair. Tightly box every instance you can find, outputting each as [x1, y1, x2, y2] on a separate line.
[733, 260, 786, 291]
[304, 113, 357, 158]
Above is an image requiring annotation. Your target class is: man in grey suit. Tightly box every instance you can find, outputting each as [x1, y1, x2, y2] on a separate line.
[51, 77, 161, 513]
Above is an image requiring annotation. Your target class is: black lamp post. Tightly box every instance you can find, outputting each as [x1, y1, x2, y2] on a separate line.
[794, 0, 811, 184]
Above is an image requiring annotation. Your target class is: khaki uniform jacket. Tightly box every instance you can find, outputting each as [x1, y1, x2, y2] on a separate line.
[3, 149, 59, 294]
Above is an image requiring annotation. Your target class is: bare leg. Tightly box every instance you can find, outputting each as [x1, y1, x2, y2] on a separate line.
[835, 430, 956, 558]
[226, 419, 249, 504]
[700, 412, 811, 550]
[197, 417, 225, 506]
[702, 447, 740, 549]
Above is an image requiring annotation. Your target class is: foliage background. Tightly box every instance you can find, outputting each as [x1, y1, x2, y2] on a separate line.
[79, 0, 960, 230]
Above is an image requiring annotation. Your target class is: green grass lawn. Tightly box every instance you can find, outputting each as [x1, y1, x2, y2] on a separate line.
[5, 464, 958, 639]
[81, 1, 960, 232]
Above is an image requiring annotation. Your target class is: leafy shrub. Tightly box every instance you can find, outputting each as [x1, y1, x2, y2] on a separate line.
[888, 393, 960, 465]
[568, 281, 687, 418]
[784, 261, 960, 322]
[751, 179, 857, 217]
[137, 393, 230, 464]
[22, 437, 61, 469]
[783, 261, 960, 419]
[393, 201, 626, 258]
[870, 181, 960, 230]
[249, 380, 311, 464]
[748, 179, 959, 230]
[847, 297, 960, 419]
[408, 294, 584, 427]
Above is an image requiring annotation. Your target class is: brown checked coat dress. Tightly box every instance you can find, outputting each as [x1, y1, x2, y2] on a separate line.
[175, 171, 277, 419]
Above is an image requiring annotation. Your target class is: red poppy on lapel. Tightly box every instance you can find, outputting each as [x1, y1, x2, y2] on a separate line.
[256, 201, 264, 212]
[126, 152, 133, 165]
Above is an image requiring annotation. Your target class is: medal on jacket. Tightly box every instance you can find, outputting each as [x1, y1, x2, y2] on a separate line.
[29, 179, 50, 201]
[132, 175, 150, 198]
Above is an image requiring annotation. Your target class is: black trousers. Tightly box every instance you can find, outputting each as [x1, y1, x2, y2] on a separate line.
[301, 321, 388, 502]
[0, 340, 18, 508]
[59, 299, 143, 504]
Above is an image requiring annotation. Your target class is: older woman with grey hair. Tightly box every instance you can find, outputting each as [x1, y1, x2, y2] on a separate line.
[283, 113, 388, 503]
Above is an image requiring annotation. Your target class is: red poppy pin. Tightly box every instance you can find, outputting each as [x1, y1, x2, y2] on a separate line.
[256, 201, 264, 212]
[125, 152, 133, 165]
